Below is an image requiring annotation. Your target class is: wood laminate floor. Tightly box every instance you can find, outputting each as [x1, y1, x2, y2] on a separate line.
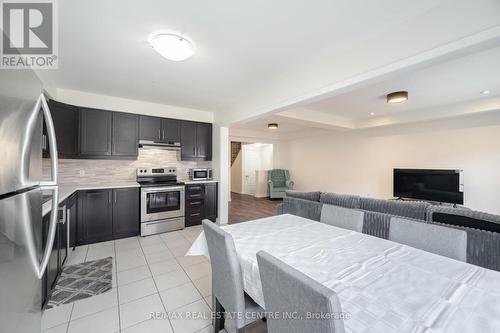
[229, 192, 281, 224]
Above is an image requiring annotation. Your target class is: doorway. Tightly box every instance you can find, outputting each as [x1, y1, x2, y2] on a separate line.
[230, 142, 273, 197]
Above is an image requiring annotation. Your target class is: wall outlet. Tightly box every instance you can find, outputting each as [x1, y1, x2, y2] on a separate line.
[79, 170, 85, 177]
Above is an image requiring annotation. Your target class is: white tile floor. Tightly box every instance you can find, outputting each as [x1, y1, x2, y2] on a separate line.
[41, 225, 267, 333]
[41, 226, 212, 333]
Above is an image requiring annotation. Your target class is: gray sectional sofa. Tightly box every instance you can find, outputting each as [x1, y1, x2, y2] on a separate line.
[278, 191, 500, 271]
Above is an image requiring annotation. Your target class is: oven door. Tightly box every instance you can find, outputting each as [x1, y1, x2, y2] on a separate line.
[141, 186, 185, 222]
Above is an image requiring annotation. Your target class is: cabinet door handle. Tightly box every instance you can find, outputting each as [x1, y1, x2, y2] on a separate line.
[190, 213, 201, 217]
[58, 205, 67, 224]
[67, 207, 71, 251]
[114, 191, 117, 203]
[190, 201, 201, 205]
[162, 130, 165, 140]
[189, 186, 202, 190]
[108, 192, 111, 204]
[158, 129, 161, 140]
[190, 194, 201, 198]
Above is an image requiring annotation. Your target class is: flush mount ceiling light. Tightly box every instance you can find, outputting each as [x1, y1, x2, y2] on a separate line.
[480, 90, 490, 95]
[149, 33, 194, 61]
[387, 91, 408, 103]
[268, 123, 279, 130]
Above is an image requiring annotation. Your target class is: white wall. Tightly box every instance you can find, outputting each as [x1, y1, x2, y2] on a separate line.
[56, 88, 213, 123]
[213, 125, 229, 224]
[280, 112, 500, 215]
[259, 144, 274, 170]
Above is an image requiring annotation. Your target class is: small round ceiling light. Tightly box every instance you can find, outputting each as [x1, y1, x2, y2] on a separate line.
[268, 123, 278, 130]
[149, 33, 194, 61]
[387, 91, 408, 103]
[369, 112, 375, 116]
[480, 90, 490, 95]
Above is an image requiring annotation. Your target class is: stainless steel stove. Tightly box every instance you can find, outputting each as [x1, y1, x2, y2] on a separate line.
[136, 167, 185, 236]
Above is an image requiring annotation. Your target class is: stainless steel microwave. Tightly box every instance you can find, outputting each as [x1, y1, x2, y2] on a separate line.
[189, 168, 213, 181]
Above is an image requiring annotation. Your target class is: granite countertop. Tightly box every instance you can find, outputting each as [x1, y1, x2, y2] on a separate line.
[42, 180, 218, 215]
[42, 182, 140, 216]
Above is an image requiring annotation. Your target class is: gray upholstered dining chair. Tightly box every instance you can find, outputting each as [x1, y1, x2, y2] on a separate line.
[256, 251, 346, 333]
[202, 220, 265, 333]
[389, 217, 467, 261]
[320, 204, 364, 232]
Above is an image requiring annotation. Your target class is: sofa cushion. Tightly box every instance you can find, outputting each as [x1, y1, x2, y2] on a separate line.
[281, 197, 322, 222]
[320, 192, 361, 209]
[427, 205, 500, 271]
[361, 210, 392, 239]
[272, 187, 288, 192]
[360, 197, 429, 220]
[320, 204, 364, 232]
[285, 191, 321, 202]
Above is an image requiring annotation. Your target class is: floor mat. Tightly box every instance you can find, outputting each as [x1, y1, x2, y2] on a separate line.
[46, 257, 113, 309]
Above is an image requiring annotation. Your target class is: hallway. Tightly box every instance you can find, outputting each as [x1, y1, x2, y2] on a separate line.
[229, 192, 281, 224]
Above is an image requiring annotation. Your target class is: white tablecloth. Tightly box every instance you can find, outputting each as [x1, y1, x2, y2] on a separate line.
[187, 214, 500, 333]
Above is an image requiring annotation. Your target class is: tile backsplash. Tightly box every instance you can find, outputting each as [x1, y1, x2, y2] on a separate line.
[43, 148, 212, 185]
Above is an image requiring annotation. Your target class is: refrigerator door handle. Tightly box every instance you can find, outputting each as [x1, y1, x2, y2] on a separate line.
[38, 94, 58, 187]
[36, 186, 59, 279]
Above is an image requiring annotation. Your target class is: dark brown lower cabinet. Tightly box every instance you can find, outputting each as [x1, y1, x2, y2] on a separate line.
[112, 187, 140, 237]
[204, 183, 218, 222]
[78, 189, 113, 244]
[42, 201, 68, 307]
[185, 182, 218, 226]
[42, 187, 139, 307]
[77, 187, 139, 245]
[67, 193, 78, 248]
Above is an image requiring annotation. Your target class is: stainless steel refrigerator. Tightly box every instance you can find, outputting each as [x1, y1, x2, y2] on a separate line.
[0, 63, 59, 331]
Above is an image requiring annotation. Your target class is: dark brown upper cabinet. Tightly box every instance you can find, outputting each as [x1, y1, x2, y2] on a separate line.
[79, 108, 138, 159]
[139, 115, 181, 143]
[48, 100, 210, 161]
[161, 118, 181, 143]
[48, 100, 79, 158]
[181, 121, 212, 161]
[112, 112, 139, 157]
[195, 122, 212, 160]
[139, 115, 162, 141]
[80, 108, 113, 157]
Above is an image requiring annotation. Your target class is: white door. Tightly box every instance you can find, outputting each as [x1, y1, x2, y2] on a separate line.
[242, 145, 260, 195]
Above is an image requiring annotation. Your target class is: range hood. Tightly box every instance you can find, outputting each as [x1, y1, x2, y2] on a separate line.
[139, 140, 181, 150]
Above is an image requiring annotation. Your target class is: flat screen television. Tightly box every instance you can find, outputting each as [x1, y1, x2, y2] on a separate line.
[393, 169, 463, 204]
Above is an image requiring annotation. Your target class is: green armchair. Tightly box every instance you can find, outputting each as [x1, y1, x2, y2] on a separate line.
[268, 169, 294, 199]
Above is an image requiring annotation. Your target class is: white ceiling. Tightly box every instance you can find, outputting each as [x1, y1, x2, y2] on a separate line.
[232, 44, 500, 136]
[37, 0, 500, 123]
[233, 117, 306, 134]
[306, 46, 500, 121]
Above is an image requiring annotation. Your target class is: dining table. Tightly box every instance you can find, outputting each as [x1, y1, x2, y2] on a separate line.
[187, 214, 500, 333]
